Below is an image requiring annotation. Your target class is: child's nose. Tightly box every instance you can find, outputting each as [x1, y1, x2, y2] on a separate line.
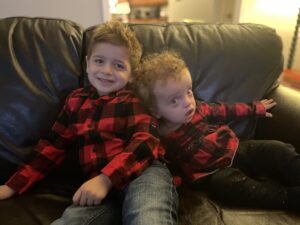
[103, 63, 113, 75]
[183, 96, 192, 108]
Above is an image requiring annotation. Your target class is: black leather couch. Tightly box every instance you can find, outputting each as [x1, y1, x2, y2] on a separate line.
[1, 16, 300, 225]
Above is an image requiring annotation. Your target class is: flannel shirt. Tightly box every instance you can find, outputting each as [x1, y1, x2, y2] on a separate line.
[6, 86, 162, 194]
[162, 100, 266, 186]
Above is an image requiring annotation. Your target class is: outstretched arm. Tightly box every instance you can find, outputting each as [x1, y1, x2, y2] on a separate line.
[4, 93, 77, 195]
[0, 185, 16, 200]
[260, 99, 277, 118]
[198, 98, 276, 123]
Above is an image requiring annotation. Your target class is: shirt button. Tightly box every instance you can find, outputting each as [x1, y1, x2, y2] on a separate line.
[151, 124, 157, 128]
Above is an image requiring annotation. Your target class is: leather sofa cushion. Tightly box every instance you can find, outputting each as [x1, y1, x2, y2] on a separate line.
[0, 17, 84, 180]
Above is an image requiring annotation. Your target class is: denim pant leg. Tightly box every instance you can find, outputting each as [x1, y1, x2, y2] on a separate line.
[122, 160, 178, 225]
[51, 192, 122, 225]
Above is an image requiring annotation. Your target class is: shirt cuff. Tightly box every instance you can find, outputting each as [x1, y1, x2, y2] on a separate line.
[5, 172, 30, 194]
[254, 102, 266, 117]
[101, 166, 124, 190]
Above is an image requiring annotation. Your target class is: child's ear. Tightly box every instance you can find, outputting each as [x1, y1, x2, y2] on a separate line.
[128, 76, 133, 83]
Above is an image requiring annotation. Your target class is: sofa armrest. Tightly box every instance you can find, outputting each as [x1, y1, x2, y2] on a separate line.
[255, 85, 300, 152]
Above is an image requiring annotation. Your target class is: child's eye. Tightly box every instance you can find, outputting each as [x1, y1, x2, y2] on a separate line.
[115, 63, 125, 70]
[94, 58, 104, 64]
[187, 89, 193, 96]
[171, 98, 178, 105]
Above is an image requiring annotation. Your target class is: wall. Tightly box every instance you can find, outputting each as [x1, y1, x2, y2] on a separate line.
[167, 0, 299, 70]
[167, 0, 216, 22]
[239, 0, 300, 70]
[1, 0, 298, 70]
[167, 0, 241, 23]
[0, 0, 109, 28]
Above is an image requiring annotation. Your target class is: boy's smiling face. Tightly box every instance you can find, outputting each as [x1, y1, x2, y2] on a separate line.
[86, 42, 132, 96]
[152, 68, 196, 129]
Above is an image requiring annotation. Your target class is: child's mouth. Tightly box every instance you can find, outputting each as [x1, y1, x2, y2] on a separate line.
[185, 108, 194, 118]
[97, 78, 114, 84]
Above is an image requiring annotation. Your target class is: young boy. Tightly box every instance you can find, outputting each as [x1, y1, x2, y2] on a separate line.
[0, 22, 178, 225]
[132, 50, 300, 211]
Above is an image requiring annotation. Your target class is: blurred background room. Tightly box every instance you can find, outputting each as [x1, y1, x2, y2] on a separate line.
[0, 0, 299, 87]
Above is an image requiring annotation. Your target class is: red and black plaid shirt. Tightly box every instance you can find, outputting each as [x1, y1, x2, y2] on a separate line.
[162, 101, 266, 186]
[6, 86, 162, 193]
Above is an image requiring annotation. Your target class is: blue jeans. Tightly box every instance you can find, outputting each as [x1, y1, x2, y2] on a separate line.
[51, 192, 122, 225]
[123, 160, 178, 225]
[51, 160, 178, 225]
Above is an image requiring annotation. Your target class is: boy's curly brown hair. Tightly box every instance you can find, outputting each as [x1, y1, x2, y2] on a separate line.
[132, 50, 187, 109]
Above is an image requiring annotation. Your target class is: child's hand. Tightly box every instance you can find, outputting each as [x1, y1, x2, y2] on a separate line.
[72, 173, 112, 206]
[260, 99, 277, 117]
[0, 185, 16, 200]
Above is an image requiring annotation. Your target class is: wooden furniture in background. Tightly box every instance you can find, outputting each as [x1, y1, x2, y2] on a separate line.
[128, 0, 168, 23]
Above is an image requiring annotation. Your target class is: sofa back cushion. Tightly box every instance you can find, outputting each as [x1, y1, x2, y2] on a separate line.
[0, 17, 84, 181]
[83, 22, 283, 139]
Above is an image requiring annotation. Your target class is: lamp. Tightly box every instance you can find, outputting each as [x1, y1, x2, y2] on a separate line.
[282, 7, 300, 88]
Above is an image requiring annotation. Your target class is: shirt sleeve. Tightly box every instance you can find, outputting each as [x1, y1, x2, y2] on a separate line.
[198, 101, 266, 123]
[101, 96, 161, 189]
[5, 94, 77, 194]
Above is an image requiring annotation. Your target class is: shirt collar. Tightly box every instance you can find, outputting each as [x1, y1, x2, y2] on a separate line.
[78, 85, 131, 100]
